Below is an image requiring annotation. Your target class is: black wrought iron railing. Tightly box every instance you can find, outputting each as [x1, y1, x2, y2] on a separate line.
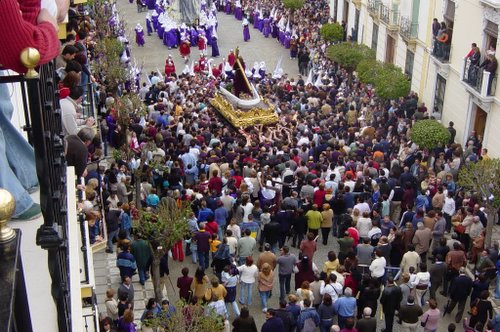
[0, 57, 71, 331]
[462, 58, 497, 97]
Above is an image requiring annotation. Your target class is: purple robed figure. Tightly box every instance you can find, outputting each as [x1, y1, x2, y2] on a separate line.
[253, 12, 259, 29]
[234, 0, 242, 20]
[135, 24, 145, 46]
[211, 34, 220, 57]
[157, 24, 164, 39]
[284, 32, 291, 48]
[279, 29, 285, 45]
[225, 0, 231, 14]
[258, 16, 264, 32]
[206, 25, 214, 46]
[243, 19, 250, 42]
[145, 16, 152, 35]
[166, 28, 178, 48]
[151, 13, 159, 31]
[262, 17, 270, 37]
[271, 21, 279, 39]
[190, 27, 199, 45]
[146, 0, 155, 10]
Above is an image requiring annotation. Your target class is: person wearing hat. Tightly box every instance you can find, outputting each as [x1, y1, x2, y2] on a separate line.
[445, 267, 473, 323]
[398, 295, 423, 331]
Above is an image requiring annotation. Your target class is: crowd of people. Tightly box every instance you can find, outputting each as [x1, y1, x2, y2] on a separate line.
[2, 0, 500, 331]
[86, 0, 500, 332]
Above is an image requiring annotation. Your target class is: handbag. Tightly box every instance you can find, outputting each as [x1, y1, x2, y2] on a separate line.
[454, 224, 466, 234]
[420, 314, 429, 327]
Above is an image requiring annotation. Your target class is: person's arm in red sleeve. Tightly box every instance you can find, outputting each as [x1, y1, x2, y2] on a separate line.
[0, 0, 60, 73]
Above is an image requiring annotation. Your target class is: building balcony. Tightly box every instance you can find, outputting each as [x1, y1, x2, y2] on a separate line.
[352, 0, 362, 9]
[400, 16, 418, 45]
[430, 41, 451, 63]
[380, 3, 399, 32]
[480, 0, 500, 9]
[462, 58, 497, 99]
[367, 0, 380, 20]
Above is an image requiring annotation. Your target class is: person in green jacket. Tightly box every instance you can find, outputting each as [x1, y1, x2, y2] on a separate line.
[131, 234, 153, 285]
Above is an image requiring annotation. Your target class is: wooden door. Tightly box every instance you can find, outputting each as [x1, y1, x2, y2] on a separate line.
[474, 106, 487, 138]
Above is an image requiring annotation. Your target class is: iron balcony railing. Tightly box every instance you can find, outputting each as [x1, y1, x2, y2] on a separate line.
[462, 58, 497, 97]
[400, 16, 418, 41]
[380, 3, 399, 28]
[0, 48, 100, 332]
[367, 0, 380, 17]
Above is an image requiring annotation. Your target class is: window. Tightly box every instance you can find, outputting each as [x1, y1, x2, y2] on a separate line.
[371, 23, 379, 51]
[353, 9, 360, 42]
[484, 20, 498, 55]
[385, 35, 396, 64]
[444, 0, 455, 23]
[405, 50, 415, 80]
[434, 74, 446, 115]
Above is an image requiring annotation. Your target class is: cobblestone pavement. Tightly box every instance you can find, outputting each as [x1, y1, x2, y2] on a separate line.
[95, 2, 500, 330]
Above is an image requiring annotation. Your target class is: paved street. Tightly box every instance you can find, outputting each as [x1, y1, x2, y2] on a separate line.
[117, 2, 299, 79]
[94, 2, 500, 331]
[94, 226, 500, 331]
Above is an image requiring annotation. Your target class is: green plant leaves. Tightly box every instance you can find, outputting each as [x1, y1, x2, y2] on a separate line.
[410, 119, 450, 150]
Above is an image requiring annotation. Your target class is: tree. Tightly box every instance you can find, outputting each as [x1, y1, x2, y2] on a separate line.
[374, 63, 411, 100]
[136, 198, 191, 303]
[92, 37, 128, 94]
[357, 60, 411, 100]
[410, 119, 450, 150]
[283, 0, 305, 10]
[458, 159, 500, 247]
[320, 23, 344, 43]
[326, 42, 375, 81]
[144, 299, 225, 332]
[356, 59, 382, 85]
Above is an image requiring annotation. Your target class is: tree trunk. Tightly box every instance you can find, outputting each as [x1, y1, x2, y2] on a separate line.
[135, 169, 141, 209]
[485, 207, 497, 248]
[151, 253, 163, 303]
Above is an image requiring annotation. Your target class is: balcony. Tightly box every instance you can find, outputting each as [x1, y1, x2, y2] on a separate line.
[380, 3, 399, 32]
[462, 58, 497, 99]
[400, 16, 418, 46]
[368, 0, 381, 19]
[352, 0, 362, 9]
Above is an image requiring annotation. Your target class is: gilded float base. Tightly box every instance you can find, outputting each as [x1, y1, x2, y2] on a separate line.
[210, 93, 279, 128]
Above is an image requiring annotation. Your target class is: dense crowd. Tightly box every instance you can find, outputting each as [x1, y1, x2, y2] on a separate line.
[7, 0, 500, 331]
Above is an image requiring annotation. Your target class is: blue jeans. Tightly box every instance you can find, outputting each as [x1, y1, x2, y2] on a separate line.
[226, 301, 240, 317]
[107, 229, 118, 252]
[198, 251, 209, 270]
[320, 319, 333, 332]
[138, 268, 147, 284]
[495, 274, 500, 299]
[191, 243, 198, 264]
[259, 290, 271, 310]
[239, 256, 247, 266]
[0, 82, 37, 216]
[239, 282, 253, 305]
[279, 274, 291, 301]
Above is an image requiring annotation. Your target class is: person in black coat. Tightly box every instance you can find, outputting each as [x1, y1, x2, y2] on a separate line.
[445, 267, 473, 323]
[429, 254, 447, 299]
[380, 277, 402, 332]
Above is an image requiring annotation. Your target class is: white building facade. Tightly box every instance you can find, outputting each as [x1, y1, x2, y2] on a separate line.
[332, 0, 500, 157]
